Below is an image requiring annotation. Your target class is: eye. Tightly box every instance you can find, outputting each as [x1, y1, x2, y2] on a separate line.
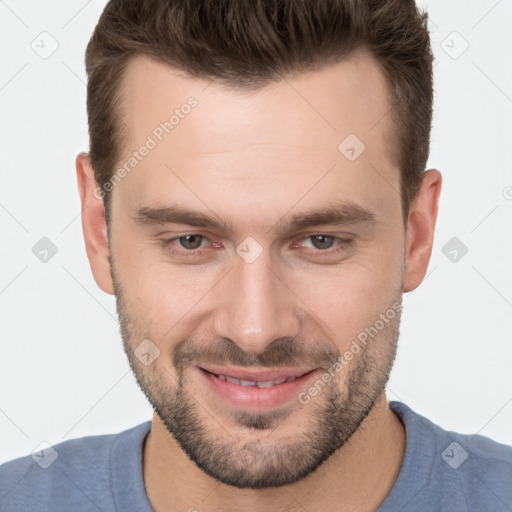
[159, 233, 353, 259]
[295, 235, 353, 254]
[176, 234, 208, 251]
[305, 235, 336, 250]
[159, 234, 218, 257]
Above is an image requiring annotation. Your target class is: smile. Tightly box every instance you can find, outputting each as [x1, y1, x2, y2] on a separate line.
[203, 370, 302, 388]
[197, 365, 320, 410]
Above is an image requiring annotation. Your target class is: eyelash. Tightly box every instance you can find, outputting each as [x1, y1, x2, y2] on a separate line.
[159, 234, 353, 258]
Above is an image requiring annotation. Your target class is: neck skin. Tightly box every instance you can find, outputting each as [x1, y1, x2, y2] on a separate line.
[142, 393, 405, 512]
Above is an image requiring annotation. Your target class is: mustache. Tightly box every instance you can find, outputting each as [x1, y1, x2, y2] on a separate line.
[172, 336, 339, 372]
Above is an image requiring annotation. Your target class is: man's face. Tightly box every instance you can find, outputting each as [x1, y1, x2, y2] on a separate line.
[108, 50, 406, 488]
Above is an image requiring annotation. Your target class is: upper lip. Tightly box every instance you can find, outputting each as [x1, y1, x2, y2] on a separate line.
[198, 365, 315, 382]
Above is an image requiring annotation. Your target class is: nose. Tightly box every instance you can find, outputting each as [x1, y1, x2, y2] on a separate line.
[212, 248, 301, 355]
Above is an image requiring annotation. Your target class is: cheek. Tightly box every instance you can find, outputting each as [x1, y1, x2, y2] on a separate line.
[290, 245, 403, 347]
[112, 234, 224, 346]
[120, 263, 212, 326]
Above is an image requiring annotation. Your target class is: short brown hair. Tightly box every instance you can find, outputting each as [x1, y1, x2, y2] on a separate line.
[85, 0, 433, 225]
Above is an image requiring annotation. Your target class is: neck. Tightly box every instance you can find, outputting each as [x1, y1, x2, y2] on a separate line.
[143, 394, 405, 512]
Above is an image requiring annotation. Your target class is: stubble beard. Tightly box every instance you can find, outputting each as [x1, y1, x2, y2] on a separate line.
[111, 256, 401, 489]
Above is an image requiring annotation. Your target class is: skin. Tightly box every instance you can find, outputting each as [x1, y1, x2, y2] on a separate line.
[76, 48, 441, 511]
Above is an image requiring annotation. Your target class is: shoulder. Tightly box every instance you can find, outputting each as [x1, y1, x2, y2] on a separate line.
[0, 421, 151, 512]
[434, 416, 512, 509]
[386, 401, 512, 511]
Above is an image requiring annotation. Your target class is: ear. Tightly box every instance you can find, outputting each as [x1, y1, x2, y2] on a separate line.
[403, 169, 442, 293]
[75, 152, 114, 295]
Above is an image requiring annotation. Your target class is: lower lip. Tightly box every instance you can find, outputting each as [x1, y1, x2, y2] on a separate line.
[196, 367, 320, 410]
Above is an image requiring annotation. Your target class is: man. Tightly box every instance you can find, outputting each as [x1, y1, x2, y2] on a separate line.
[1, 0, 511, 510]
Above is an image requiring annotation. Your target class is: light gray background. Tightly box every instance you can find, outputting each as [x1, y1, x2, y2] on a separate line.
[0, 0, 511, 464]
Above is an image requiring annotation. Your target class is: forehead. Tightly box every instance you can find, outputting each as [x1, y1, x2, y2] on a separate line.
[119, 50, 395, 149]
[113, 51, 400, 224]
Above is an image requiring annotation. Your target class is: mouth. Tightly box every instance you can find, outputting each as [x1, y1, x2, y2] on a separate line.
[196, 365, 320, 410]
[200, 365, 313, 385]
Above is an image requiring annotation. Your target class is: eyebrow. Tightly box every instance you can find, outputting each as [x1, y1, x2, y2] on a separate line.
[132, 201, 376, 235]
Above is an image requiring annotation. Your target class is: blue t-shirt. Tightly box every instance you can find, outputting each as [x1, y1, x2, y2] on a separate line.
[1, 401, 511, 511]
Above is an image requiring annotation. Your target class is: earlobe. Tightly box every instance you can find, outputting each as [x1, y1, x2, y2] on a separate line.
[75, 152, 114, 295]
[402, 169, 442, 293]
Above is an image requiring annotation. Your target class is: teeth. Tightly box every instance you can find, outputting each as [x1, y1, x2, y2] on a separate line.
[256, 380, 276, 388]
[239, 379, 257, 387]
[215, 373, 297, 388]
